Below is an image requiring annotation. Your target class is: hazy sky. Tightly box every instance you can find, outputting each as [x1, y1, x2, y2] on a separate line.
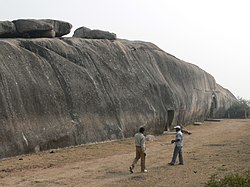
[1, 0, 250, 99]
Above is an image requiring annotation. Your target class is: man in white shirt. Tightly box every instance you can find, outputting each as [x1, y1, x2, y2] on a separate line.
[168, 125, 188, 165]
[129, 127, 148, 173]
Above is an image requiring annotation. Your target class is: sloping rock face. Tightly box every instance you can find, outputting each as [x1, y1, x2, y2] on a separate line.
[0, 38, 236, 158]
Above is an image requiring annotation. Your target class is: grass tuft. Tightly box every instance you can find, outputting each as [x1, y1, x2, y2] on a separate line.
[205, 171, 250, 187]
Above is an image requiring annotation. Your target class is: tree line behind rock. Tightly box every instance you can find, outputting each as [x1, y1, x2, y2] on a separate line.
[226, 97, 250, 118]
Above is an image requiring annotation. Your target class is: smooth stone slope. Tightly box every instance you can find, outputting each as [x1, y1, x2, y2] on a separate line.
[0, 37, 236, 158]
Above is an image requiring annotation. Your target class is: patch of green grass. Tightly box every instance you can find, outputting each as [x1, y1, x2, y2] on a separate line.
[205, 171, 250, 187]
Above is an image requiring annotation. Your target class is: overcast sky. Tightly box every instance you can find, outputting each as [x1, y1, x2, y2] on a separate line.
[1, 0, 250, 99]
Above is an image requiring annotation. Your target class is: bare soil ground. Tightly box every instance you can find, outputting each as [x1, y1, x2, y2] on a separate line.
[0, 119, 249, 187]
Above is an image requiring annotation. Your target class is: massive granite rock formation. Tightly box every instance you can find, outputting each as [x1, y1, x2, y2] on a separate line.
[0, 37, 236, 158]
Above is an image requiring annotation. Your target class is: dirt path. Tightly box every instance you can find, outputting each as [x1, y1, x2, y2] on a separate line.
[0, 119, 249, 187]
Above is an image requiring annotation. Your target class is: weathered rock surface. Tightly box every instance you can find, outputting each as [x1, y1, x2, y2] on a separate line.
[0, 19, 72, 38]
[13, 19, 53, 33]
[73, 26, 116, 40]
[0, 21, 16, 37]
[0, 37, 235, 158]
[12, 19, 55, 38]
[41, 19, 72, 37]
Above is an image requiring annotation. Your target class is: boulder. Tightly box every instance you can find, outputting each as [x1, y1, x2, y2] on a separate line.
[12, 19, 55, 38]
[73, 26, 91, 38]
[0, 21, 16, 37]
[41, 19, 72, 37]
[73, 26, 116, 40]
[13, 19, 53, 33]
[0, 19, 72, 38]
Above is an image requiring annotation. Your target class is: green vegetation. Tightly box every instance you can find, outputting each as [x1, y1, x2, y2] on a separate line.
[205, 171, 250, 187]
[227, 97, 250, 118]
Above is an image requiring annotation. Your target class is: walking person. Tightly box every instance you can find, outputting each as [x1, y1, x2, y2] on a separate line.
[168, 125, 191, 165]
[129, 127, 148, 173]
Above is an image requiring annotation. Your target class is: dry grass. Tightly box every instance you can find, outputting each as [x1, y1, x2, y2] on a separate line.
[0, 119, 249, 187]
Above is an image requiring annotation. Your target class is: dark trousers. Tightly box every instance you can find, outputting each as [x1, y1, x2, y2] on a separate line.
[131, 146, 146, 172]
[170, 145, 183, 164]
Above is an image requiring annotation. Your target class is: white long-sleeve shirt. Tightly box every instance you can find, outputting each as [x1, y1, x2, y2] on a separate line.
[134, 132, 146, 152]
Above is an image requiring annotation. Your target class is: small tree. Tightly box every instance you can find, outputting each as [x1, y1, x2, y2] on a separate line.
[227, 97, 250, 118]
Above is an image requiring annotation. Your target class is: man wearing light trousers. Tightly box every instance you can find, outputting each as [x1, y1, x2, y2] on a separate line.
[129, 127, 148, 173]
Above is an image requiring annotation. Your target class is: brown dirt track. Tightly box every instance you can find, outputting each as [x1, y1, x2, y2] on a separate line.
[0, 119, 249, 187]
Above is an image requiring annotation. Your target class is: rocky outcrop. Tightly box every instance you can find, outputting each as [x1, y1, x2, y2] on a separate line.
[0, 19, 113, 39]
[73, 26, 116, 40]
[40, 19, 72, 37]
[0, 37, 236, 159]
[0, 21, 16, 37]
[0, 19, 72, 38]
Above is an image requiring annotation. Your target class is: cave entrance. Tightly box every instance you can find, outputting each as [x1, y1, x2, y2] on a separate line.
[209, 93, 217, 118]
[165, 110, 174, 131]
